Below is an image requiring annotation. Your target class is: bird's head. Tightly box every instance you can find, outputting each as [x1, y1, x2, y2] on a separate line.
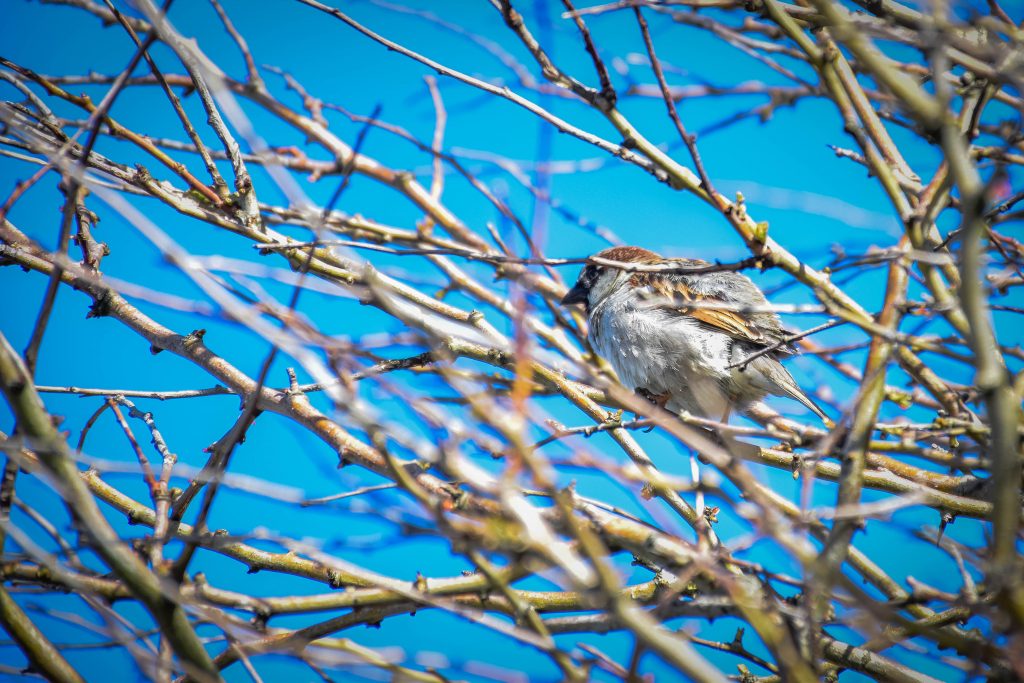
[560, 246, 661, 312]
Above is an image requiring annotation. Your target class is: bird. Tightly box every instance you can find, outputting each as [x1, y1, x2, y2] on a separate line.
[560, 245, 828, 423]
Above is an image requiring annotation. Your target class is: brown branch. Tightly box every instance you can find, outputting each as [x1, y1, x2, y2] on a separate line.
[0, 331, 220, 681]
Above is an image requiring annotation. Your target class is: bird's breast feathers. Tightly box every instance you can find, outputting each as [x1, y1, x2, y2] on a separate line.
[590, 294, 732, 394]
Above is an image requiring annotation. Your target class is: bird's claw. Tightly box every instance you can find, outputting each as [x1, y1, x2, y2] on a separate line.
[635, 388, 670, 431]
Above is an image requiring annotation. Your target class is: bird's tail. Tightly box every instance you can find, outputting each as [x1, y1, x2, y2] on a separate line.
[786, 385, 831, 426]
[751, 354, 832, 426]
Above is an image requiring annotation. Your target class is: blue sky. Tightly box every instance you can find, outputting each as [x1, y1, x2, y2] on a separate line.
[1, 0, 1021, 680]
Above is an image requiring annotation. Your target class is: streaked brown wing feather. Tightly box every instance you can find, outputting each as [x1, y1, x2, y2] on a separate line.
[689, 307, 768, 344]
[638, 272, 778, 348]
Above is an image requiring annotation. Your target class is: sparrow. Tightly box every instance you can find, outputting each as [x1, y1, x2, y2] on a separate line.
[561, 245, 827, 422]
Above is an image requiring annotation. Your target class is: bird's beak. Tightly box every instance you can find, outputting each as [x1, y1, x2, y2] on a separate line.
[560, 283, 588, 306]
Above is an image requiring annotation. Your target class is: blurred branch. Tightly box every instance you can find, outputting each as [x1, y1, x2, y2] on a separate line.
[1, 0, 1021, 678]
[0, 332, 220, 682]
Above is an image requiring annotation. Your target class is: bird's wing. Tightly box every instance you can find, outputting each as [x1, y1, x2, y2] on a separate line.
[633, 268, 791, 352]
